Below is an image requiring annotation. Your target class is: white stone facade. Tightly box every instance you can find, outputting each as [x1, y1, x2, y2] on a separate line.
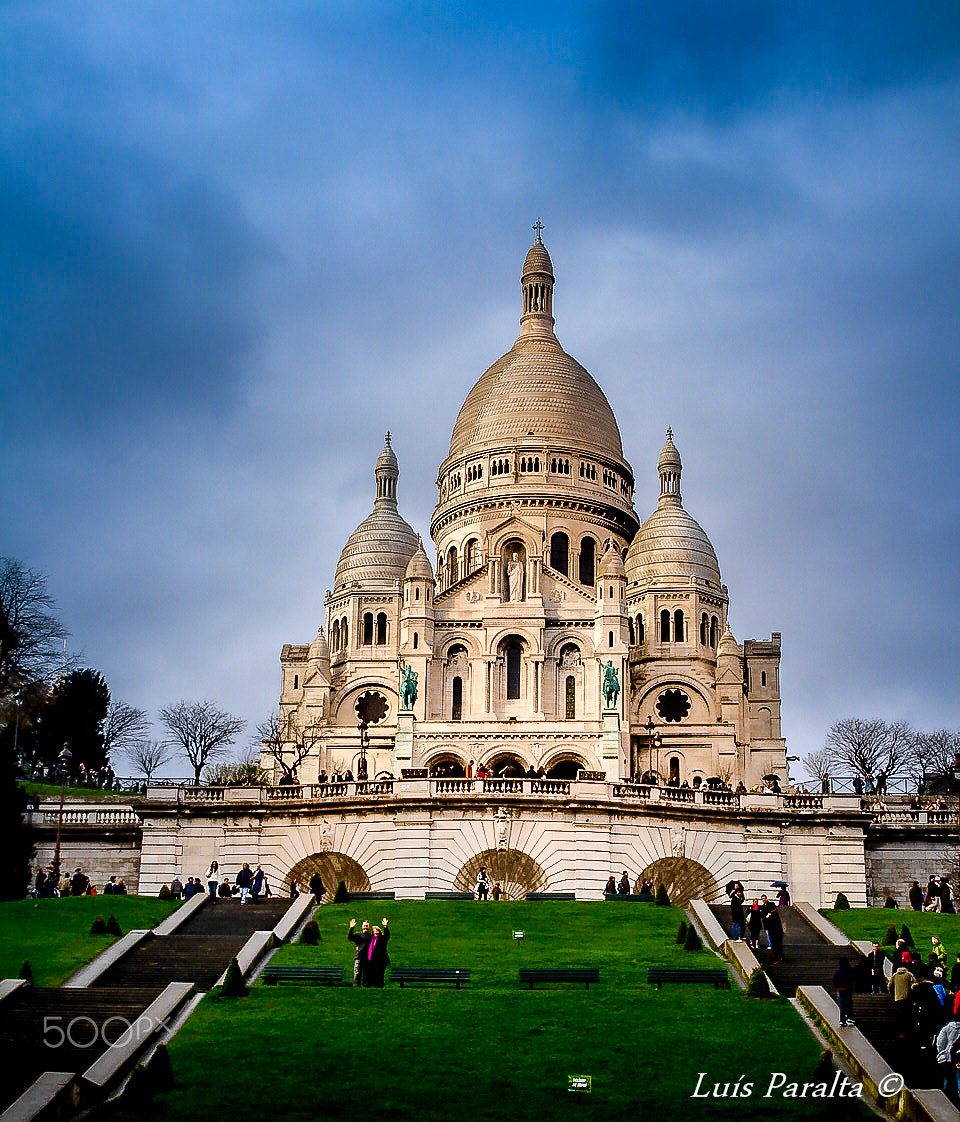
[271, 234, 786, 791]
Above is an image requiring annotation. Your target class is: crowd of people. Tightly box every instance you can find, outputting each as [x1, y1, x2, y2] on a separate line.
[167, 861, 273, 903]
[908, 876, 955, 913]
[24, 761, 120, 790]
[728, 883, 789, 964]
[28, 865, 127, 897]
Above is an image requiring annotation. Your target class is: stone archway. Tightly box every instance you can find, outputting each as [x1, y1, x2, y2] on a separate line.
[639, 856, 724, 906]
[454, 848, 548, 899]
[285, 852, 371, 901]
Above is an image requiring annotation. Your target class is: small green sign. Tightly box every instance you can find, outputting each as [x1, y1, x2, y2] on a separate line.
[568, 1075, 592, 1093]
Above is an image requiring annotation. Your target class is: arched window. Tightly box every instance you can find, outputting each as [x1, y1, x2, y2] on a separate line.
[660, 609, 671, 642]
[761, 671, 767, 687]
[342, 619, 349, 648]
[506, 643, 522, 700]
[710, 616, 719, 647]
[565, 676, 576, 719]
[669, 756, 680, 785]
[700, 613, 708, 645]
[609, 630, 614, 648]
[550, 531, 569, 576]
[293, 674, 299, 690]
[674, 609, 685, 643]
[628, 617, 635, 646]
[332, 620, 340, 649]
[447, 546, 458, 586]
[579, 537, 595, 586]
[452, 677, 463, 721]
[415, 586, 420, 601]
[413, 632, 419, 650]
[375, 613, 387, 645]
[638, 615, 644, 643]
[465, 539, 479, 573]
[362, 613, 374, 645]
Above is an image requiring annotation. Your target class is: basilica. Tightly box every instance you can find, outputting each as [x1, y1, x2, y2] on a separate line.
[270, 232, 788, 791]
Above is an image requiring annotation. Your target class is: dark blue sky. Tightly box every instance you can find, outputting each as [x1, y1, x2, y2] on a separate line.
[3, 2, 958, 777]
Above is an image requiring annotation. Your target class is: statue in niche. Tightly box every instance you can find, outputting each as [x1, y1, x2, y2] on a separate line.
[400, 664, 418, 710]
[494, 806, 511, 851]
[505, 550, 525, 602]
[672, 827, 686, 858]
[320, 820, 333, 852]
[560, 647, 581, 670]
[602, 661, 620, 708]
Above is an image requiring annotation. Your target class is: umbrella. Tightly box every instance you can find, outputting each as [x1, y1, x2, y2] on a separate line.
[725, 880, 738, 894]
[770, 881, 789, 888]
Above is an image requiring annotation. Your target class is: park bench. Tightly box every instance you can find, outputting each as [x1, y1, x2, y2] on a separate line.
[647, 967, 729, 990]
[349, 891, 396, 900]
[262, 964, 343, 986]
[519, 968, 600, 989]
[525, 892, 576, 901]
[424, 892, 475, 900]
[391, 967, 471, 989]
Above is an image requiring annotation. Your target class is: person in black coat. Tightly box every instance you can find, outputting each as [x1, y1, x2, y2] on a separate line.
[866, 942, 887, 993]
[764, 905, 784, 964]
[730, 891, 745, 941]
[833, 956, 856, 1026]
[309, 872, 325, 902]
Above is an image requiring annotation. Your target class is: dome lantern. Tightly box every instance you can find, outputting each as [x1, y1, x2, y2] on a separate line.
[375, 431, 399, 508]
[519, 219, 556, 338]
[658, 427, 682, 506]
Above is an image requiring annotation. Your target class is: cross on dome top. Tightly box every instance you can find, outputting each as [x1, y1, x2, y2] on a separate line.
[532, 217, 544, 243]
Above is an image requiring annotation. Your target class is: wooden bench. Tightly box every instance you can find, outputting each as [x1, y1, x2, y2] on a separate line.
[391, 967, 471, 989]
[262, 964, 343, 986]
[424, 892, 475, 900]
[348, 891, 396, 900]
[647, 967, 729, 990]
[525, 892, 576, 901]
[519, 968, 600, 989]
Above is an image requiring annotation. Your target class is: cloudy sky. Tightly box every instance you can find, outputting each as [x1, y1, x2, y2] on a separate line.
[3, 2, 958, 778]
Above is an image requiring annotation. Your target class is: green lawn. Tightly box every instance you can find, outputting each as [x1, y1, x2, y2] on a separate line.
[824, 906, 960, 965]
[91, 901, 868, 1122]
[0, 896, 178, 985]
[20, 781, 137, 801]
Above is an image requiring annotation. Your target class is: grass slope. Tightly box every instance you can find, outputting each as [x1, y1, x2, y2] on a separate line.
[823, 906, 960, 963]
[0, 896, 178, 985]
[92, 902, 866, 1122]
[20, 781, 134, 801]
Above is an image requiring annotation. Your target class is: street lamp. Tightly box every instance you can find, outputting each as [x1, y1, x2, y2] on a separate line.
[645, 715, 662, 783]
[52, 743, 72, 884]
[12, 690, 23, 773]
[356, 720, 369, 782]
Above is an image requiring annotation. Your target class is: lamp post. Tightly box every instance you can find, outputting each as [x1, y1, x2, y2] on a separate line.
[645, 715, 662, 783]
[12, 690, 23, 773]
[52, 743, 72, 884]
[357, 720, 369, 782]
[952, 754, 960, 886]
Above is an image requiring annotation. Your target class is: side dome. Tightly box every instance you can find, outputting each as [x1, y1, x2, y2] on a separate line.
[405, 539, 435, 582]
[334, 434, 420, 591]
[598, 539, 627, 579]
[626, 505, 721, 587]
[625, 428, 722, 588]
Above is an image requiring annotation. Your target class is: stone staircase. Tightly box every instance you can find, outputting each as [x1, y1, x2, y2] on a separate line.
[0, 896, 293, 1115]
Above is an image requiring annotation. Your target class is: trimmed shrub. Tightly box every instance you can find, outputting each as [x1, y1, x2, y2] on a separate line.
[746, 966, 771, 998]
[333, 880, 350, 904]
[300, 919, 321, 945]
[146, 1043, 174, 1092]
[834, 893, 850, 910]
[900, 924, 914, 948]
[90, 915, 107, 935]
[158, 884, 173, 901]
[683, 924, 702, 952]
[883, 924, 898, 946]
[122, 1064, 153, 1110]
[221, 957, 248, 997]
[106, 913, 122, 936]
[18, 960, 34, 986]
[812, 1048, 834, 1085]
[675, 920, 688, 944]
[655, 884, 670, 906]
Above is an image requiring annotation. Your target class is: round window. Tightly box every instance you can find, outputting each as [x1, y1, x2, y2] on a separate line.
[656, 689, 691, 723]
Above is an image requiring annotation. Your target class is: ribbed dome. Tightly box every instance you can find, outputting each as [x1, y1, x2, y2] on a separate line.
[448, 337, 624, 460]
[625, 504, 722, 587]
[523, 240, 554, 278]
[405, 539, 435, 582]
[658, 427, 682, 473]
[334, 507, 419, 590]
[308, 626, 329, 661]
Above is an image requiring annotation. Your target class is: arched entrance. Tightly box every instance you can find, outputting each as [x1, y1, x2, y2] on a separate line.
[638, 856, 724, 906]
[428, 753, 466, 777]
[454, 848, 548, 899]
[544, 754, 588, 779]
[486, 752, 526, 777]
[285, 852, 371, 901]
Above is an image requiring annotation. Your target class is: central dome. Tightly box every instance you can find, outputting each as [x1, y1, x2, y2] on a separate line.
[448, 233, 624, 462]
[448, 336, 625, 460]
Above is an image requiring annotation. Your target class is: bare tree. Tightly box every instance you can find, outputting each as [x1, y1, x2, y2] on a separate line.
[0, 558, 72, 701]
[102, 699, 150, 761]
[911, 728, 960, 788]
[821, 717, 916, 780]
[801, 748, 832, 786]
[125, 738, 175, 783]
[256, 709, 323, 781]
[159, 700, 246, 786]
